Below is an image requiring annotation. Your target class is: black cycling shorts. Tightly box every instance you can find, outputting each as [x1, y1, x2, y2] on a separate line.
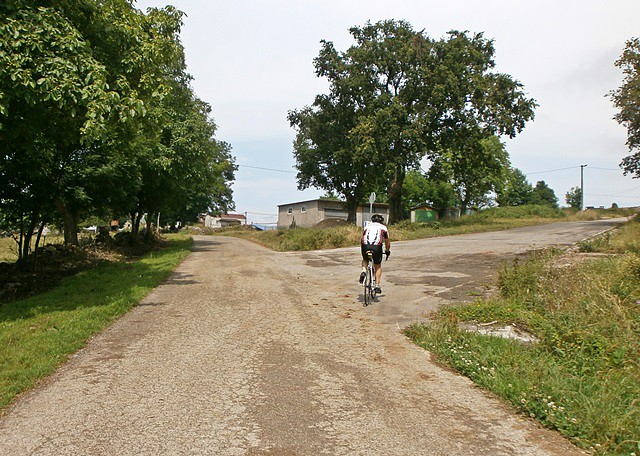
[361, 244, 383, 265]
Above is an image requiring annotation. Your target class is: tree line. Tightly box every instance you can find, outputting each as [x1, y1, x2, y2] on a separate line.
[0, 0, 236, 267]
[290, 21, 640, 222]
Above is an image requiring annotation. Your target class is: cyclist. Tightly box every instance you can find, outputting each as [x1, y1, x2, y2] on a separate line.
[359, 213, 391, 294]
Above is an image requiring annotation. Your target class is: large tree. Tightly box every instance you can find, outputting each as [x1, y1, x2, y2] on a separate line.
[610, 37, 640, 178]
[0, 1, 117, 262]
[531, 180, 559, 207]
[401, 170, 456, 218]
[429, 134, 510, 213]
[496, 167, 534, 206]
[290, 20, 536, 224]
[565, 186, 582, 210]
[288, 95, 376, 223]
[128, 88, 236, 237]
[0, 1, 235, 265]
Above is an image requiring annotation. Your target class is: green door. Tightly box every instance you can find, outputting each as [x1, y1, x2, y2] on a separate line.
[415, 209, 435, 222]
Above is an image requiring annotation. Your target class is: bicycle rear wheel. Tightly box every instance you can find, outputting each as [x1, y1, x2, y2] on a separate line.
[363, 266, 372, 306]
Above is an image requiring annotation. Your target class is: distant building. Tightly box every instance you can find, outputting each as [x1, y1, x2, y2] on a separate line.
[203, 213, 247, 228]
[277, 198, 389, 228]
[410, 204, 438, 223]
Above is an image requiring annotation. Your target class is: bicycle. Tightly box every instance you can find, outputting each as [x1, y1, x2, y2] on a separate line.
[363, 250, 377, 306]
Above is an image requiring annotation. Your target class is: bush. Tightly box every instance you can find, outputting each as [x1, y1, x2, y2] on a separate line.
[470, 205, 567, 220]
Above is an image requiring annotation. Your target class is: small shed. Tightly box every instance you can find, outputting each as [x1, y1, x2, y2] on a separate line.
[203, 213, 247, 228]
[410, 204, 438, 223]
[277, 198, 390, 228]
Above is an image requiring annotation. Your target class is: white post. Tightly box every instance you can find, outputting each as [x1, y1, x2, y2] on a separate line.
[368, 192, 376, 225]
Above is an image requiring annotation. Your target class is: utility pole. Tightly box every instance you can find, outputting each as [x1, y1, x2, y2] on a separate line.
[580, 164, 587, 211]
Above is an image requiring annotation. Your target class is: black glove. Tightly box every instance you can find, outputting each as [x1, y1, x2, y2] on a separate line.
[385, 250, 391, 260]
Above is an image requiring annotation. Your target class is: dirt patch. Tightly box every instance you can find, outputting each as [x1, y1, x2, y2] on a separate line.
[0, 239, 160, 304]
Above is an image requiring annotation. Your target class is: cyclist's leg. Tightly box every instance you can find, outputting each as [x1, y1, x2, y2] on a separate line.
[359, 244, 368, 282]
[372, 245, 383, 292]
[360, 244, 374, 283]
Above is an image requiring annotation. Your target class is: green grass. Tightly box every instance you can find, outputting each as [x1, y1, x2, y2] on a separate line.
[214, 205, 636, 251]
[227, 224, 364, 251]
[212, 205, 573, 251]
[578, 215, 640, 254]
[405, 220, 640, 455]
[0, 235, 193, 410]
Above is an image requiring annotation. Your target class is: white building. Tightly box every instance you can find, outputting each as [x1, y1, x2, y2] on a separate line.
[203, 213, 247, 228]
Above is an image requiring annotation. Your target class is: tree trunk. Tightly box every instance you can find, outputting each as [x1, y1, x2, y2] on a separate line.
[55, 199, 79, 245]
[62, 211, 79, 245]
[459, 195, 470, 216]
[17, 219, 28, 270]
[131, 211, 143, 236]
[130, 212, 137, 235]
[145, 211, 155, 242]
[17, 209, 40, 270]
[345, 197, 359, 224]
[32, 221, 46, 271]
[387, 165, 406, 224]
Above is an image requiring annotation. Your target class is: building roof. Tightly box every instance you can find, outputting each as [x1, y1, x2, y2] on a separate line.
[277, 197, 340, 207]
[278, 198, 389, 208]
[410, 204, 437, 211]
[219, 213, 246, 221]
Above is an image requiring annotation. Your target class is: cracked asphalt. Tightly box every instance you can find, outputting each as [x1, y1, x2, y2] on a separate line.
[0, 218, 624, 455]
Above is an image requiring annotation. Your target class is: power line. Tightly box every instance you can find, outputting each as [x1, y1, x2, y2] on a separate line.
[525, 165, 580, 175]
[524, 165, 625, 175]
[589, 166, 621, 171]
[587, 193, 640, 199]
[245, 211, 278, 216]
[238, 164, 296, 174]
[610, 184, 640, 196]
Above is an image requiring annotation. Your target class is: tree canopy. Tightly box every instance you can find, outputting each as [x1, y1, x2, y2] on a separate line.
[428, 135, 510, 213]
[565, 186, 582, 210]
[531, 181, 559, 208]
[400, 170, 456, 218]
[611, 37, 640, 178]
[0, 1, 235, 266]
[289, 20, 536, 223]
[496, 167, 534, 206]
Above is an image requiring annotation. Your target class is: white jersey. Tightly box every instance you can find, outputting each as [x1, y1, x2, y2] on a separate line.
[361, 222, 389, 246]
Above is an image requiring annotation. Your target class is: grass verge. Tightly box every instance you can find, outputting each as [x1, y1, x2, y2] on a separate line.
[405, 217, 640, 455]
[211, 205, 636, 251]
[213, 205, 573, 251]
[0, 234, 192, 411]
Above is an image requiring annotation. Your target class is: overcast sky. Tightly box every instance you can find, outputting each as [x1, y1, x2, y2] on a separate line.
[136, 0, 640, 224]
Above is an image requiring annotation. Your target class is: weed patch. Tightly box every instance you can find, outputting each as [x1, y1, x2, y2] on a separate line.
[406, 221, 640, 455]
[216, 205, 597, 251]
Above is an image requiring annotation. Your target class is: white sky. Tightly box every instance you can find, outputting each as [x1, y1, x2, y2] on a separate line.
[136, 0, 640, 224]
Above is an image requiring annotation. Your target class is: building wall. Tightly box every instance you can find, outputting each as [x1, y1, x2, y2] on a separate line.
[278, 199, 353, 228]
[278, 200, 323, 228]
[278, 199, 390, 228]
[356, 204, 390, 227]
[203, 214, 246, 228]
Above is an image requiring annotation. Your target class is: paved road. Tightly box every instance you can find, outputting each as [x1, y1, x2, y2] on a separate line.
[0, 218, 625, 455]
